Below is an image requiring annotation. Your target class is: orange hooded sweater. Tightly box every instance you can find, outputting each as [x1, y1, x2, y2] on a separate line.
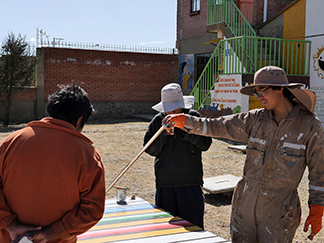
[0, 118, 106, 242]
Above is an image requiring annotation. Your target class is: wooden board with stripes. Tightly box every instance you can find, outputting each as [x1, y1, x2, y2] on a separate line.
[77, 197, 230, 242]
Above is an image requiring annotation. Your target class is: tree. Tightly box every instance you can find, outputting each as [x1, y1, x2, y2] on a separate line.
[0, 32, 38, 126]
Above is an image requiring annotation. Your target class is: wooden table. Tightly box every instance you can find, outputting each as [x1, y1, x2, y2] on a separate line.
[77, 197, 230, 242]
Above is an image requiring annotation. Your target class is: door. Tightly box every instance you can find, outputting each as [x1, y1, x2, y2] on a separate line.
[237, 0, 253, 23]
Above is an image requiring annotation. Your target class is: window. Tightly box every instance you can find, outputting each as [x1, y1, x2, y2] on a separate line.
[191, 0, 200, 13]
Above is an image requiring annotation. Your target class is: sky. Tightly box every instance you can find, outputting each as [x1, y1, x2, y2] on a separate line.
[0, 0, 177, 50]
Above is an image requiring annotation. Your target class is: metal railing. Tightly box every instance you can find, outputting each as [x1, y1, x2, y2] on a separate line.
[190, 36, 311, 110]
[207, 0, 256, 37]
[35, 28, 179, 54]
[37, 41, 179, 55]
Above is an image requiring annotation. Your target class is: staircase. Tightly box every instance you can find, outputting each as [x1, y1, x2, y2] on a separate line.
[207, 0, 256, 38]
[190, 0, 311, 111]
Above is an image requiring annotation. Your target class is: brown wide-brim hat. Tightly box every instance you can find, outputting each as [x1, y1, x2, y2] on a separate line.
[287, 88, 316, 115]
[240, 66, 305, 96]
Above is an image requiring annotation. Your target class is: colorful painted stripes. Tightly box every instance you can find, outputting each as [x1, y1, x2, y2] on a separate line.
[77, 197, 230, 242]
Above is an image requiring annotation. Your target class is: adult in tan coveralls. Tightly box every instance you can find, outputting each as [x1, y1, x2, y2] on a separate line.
[163, 66, 324, 243]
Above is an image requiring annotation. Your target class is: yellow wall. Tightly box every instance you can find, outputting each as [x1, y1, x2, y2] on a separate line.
[283, 0, 306, 40]
[249, 0, 307, 111]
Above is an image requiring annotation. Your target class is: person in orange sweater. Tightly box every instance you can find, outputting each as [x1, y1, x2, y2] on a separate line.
[0, 84, 106, 243]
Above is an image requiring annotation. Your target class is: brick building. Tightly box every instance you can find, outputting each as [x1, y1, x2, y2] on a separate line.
[177, 0, 296, 92]
[176, 0, 310, 117]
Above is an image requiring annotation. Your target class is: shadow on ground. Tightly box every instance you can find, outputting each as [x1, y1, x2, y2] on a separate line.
[204, 192, 233, 207]
[0, 124, 27, 133]
[88, 116, 152, 125]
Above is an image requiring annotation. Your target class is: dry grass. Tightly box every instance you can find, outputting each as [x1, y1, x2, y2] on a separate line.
[0, 118, 323, 242]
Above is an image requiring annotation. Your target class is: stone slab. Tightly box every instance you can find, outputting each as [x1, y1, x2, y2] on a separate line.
[203, 174, 242, 194]
[228, 145, 247, 153]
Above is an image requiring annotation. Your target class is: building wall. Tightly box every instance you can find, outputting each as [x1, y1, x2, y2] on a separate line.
[252, 0, 295, 28]
[177, 0, 296, 54]
[0, 88, 37, 123]
[0, 48, 179, 123]
[177, 0, 217, 55]
[283, 0, 306, 40]
[41, 47, 179, 119]
[256, 0, 303, 38]
[42, 48, 177, 102]
[258, 14, 284, 38]
[179, 0, 208, 38]
[252, 0, 265, 27]
[267, 0, 295, 21]
[306, 0, 324, 125]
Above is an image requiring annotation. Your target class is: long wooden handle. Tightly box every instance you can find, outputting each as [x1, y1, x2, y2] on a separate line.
[105, 125, 166, 194]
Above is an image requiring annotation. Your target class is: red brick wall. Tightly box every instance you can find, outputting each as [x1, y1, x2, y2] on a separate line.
[12, 88, 37, 100]
[43, 48, 178, 104]
[252, 0, 294, 27]
[178, 0, 208, 39]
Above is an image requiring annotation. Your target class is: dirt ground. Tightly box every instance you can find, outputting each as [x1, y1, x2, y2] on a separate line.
[0, 118, 323, 242]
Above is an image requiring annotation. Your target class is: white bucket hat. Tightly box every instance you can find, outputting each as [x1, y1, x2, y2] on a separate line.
[152, 83, 195, 112]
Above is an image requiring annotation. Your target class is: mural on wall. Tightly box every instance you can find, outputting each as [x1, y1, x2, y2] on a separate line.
[313, 45, 324, 80]
[179, 54, 194, 90]
[306, 0, 324, 125]
[311, 41, 324, 124]
[199, 74, 249, 118]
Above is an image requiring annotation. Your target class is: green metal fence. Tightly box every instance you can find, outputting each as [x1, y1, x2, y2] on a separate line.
[207, 0, 256, 37]
[190, 36, 311, 110]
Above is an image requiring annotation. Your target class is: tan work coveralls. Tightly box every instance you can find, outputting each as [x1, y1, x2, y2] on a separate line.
[184, 105, 324, 243]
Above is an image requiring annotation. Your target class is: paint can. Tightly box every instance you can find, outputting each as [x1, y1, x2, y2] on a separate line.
[115, 187, 127, 204]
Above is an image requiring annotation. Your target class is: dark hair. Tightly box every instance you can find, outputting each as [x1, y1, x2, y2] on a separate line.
[181, 62, 187, 73]
[47, 84, 94, 128]
[271, 86, 294, 101]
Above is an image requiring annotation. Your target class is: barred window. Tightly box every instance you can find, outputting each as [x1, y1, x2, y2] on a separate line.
[196, 53, 212, 82]
[191, 0, 200, 12]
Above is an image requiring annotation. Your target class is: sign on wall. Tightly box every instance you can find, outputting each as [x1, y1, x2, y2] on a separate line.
[208, 74, 249, 116]
[310, 38, 324, 87]
[306, 0, 324, 124]
[312, 87, 324, 124]
[310, 40, 324, 124]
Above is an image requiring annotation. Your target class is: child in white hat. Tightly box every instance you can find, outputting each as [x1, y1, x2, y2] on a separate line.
[144, 83, 212, 229]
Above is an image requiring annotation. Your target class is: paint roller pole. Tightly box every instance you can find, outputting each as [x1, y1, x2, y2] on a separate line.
[106, 125, 167, 194]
